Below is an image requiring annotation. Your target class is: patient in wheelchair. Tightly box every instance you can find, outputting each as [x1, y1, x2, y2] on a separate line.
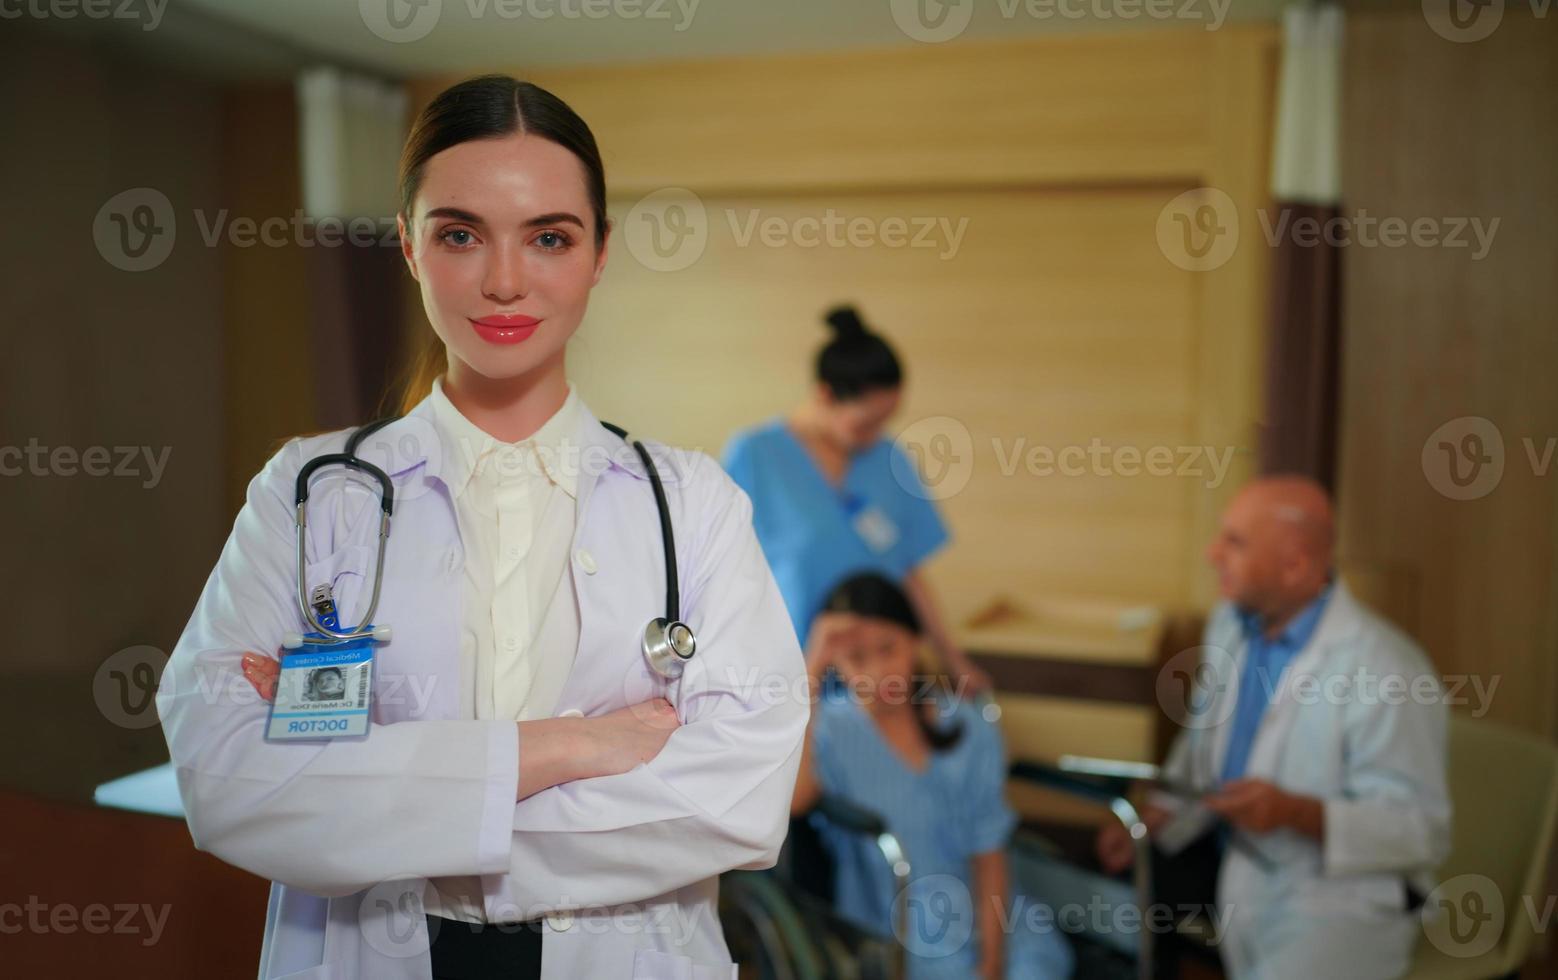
[791, 572, 1075, 980]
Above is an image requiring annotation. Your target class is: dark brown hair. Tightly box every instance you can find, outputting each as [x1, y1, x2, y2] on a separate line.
[816, 305, 904, 401]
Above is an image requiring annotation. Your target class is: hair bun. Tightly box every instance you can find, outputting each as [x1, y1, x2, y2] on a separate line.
[823, 305, 869, 340]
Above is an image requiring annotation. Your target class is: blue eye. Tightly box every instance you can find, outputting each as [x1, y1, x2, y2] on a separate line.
[438, 228, 474, 247]
[536, 230, 573, 250]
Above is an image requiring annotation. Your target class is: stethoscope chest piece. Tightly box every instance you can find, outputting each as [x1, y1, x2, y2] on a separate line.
[643, 618, 696, 678]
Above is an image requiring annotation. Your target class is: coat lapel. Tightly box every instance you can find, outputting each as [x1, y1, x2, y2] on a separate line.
[550, 402, 666, 715]
[1242, 582, 1364, 782]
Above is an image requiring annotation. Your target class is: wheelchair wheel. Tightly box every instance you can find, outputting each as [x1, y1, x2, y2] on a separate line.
[722, 871, 826, 980]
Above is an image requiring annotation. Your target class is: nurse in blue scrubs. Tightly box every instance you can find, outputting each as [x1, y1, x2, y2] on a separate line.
[722, 306, 988, 691]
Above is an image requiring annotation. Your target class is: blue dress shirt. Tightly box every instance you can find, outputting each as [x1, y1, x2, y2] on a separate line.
[1219, 584, 1334, 785]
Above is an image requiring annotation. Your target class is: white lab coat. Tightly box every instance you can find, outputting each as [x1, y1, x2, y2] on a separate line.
[156, 393, 808, 979]
[1154, 582, 1451, 979]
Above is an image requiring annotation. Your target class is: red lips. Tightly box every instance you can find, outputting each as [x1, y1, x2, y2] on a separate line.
[469, 314, 542, 345]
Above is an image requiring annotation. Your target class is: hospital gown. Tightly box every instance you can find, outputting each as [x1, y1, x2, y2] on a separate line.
[809, 695, 1075, 980]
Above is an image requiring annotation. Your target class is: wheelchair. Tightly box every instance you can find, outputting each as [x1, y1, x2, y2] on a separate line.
[719, 757, 1162, 980]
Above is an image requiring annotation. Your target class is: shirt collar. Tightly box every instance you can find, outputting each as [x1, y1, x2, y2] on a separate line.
[1237, 582, 1334, 651]
[428, 375, 581, 500]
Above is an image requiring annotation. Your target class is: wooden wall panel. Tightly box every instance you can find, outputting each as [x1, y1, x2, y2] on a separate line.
[417, 31, 1218, 195]
[576, 186, 1208, 615]
[222, 86, 316, 509]
[1339, 11, 1558, 736]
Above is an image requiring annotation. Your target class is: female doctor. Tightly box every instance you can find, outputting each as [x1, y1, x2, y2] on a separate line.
[155, 75, 808, 980]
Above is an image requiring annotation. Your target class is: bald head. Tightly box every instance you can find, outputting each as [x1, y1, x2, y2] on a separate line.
[1238, 476, 1335, 565]
[1208, 476, 1336, 619]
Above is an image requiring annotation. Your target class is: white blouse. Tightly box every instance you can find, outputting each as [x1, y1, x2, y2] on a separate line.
[423, 374, 582, 923]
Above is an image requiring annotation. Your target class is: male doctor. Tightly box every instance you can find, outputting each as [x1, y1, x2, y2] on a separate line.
[1097, 476, 1451, 979]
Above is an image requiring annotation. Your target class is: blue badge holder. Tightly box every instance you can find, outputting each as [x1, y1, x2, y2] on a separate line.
[267, 587, 380, 740]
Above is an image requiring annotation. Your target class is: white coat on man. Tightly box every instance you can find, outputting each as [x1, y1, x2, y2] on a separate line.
[1155, 581, 1451, 979]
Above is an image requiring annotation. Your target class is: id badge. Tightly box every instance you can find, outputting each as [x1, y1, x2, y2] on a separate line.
[852, 505, 900, 554]
[266, 640, 374, 740]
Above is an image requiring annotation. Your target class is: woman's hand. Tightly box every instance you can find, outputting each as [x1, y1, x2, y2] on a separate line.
[574, 700, 681, 778]
[241, 651, 279, 701]
[803, 612, 859, 675]
[517, 700, 680, 800]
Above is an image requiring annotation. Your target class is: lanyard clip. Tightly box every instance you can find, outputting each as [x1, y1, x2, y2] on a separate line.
[309, 584, 341, 632]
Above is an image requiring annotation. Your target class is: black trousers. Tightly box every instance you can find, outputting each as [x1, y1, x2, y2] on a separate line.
[1147, 830, 1224, 980]
[425, 914, 543, 980]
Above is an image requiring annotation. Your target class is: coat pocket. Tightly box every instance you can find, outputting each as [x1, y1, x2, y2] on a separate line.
[301, 544, 378, 632]
[632, 948, 737, 980]
[1294, 870, 1408, 919]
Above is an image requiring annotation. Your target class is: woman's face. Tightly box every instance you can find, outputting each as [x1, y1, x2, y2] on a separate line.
[834, 617, 919, 706]
[821, 384, 901, 452]
[398, 132, 609, 383]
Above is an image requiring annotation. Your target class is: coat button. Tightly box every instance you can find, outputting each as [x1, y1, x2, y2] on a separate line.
[575, 549, 597, 575]
[546, 910, 574, 931]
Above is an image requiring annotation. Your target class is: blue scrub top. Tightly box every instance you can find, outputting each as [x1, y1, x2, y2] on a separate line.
[810, 696, 1074, 980]
[722, 418, 950, 643]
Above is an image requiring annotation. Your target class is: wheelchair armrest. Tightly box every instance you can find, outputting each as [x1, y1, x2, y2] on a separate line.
[812, 792, 889, 836]
[809, 790, 912, 977]
[1009, 758, 1134, 807]
[1008, 758, 1159, 980]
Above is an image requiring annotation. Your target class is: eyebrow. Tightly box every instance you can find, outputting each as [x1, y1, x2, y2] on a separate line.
[422, 206, 586, 230]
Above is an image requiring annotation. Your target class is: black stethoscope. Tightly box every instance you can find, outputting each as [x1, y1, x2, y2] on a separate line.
[287, 416, 697, 679]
